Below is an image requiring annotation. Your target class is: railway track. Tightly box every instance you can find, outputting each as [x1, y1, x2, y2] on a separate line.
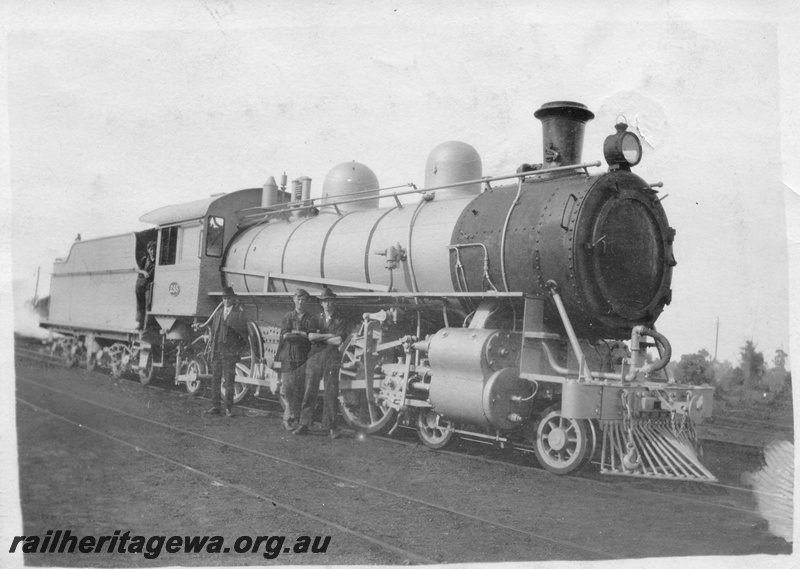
[17, 375, 621, 561]
[15, 347, 782, 502]
[17, 344, 789, 452]
[15, 396, 438, 564]
[16, 370, 780, 562]
[15, 353, 793, 560]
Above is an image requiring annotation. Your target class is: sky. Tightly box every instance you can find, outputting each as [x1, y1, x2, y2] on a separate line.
[1, 1, 799, 566]
[4, 1, 796, 367]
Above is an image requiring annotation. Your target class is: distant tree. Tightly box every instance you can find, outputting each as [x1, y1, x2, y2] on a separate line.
[713, 360, 735, 391]
[676, 349, 715, 386]
[773, 348, 788, 370]
[731, 366, 745, 387]
[763, 348, 792, 399]
[782, 372, 793, 400]
[763, 366, 789, 394]
[740, 340, 765, 389]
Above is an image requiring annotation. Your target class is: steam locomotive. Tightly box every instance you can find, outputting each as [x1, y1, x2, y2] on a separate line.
[41, 101, 716, 481]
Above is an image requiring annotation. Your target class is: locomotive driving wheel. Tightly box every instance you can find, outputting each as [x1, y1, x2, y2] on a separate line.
[221, 363, 250, 404]
[337, 328, 397, 435]
[416, 410, 457, 449]
[532, 405, 595, 475]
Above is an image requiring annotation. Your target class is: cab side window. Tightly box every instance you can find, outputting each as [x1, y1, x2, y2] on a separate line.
[159, 226, 179, 265]
[205, 216, 225, 257]
[180, 223, 201, 262]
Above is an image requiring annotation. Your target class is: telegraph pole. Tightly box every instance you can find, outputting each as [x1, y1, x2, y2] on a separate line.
[33, 266, 41, 307]
[713, 317, 720, 363]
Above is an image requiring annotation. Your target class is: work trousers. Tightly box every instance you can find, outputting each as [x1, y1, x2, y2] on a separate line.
[210, 354, 237, 411]
[135, 280, 149, 326]
[298, 350, 340, 431]
[280, 361, 305, 422]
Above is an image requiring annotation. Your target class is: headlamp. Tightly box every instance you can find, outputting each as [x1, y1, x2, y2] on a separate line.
[604, 123, 642, 169]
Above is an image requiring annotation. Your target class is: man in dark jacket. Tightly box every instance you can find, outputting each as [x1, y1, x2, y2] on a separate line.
[135, 241, 156, 330]
[193, 286, 250, 417]
[292, 287, 349, 439]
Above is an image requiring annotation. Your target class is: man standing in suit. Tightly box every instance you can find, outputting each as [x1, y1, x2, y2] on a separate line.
[193, 286, 251, 417]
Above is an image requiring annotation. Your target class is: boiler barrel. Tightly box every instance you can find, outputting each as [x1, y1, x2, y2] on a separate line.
[223, 195, 474, 295]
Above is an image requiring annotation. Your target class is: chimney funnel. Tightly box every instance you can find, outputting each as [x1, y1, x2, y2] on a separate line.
[534, 101, 594, 169]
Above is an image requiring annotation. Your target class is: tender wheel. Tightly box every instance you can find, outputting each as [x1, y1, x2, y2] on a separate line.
[138, 354, 154, 385]
[184, 357, 207, 396]
[108, 343, 131, 379]
[66, 353, 79, 368]
[86, 352, 97, 371]
[53, 339, 80, 368]
[337, 330, 397, 435]
[67, 342, 83, 368]
[416, 410, 457, 449]
[533, 405, 594, 475]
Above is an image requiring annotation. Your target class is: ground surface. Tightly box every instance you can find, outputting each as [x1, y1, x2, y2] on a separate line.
[11, 357, 795, 566]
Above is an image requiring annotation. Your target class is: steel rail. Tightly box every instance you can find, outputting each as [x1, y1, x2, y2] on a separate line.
[17, 375, 620, 561]
[15, 347, 783, 463]
[16, 396, 435, 565]
[370, 432, 771, 513]
[18, 368, 770, 517]
[15, 351, 784, 502]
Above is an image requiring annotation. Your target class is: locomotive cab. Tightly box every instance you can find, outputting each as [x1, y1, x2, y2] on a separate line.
[139, 188, 263, 333]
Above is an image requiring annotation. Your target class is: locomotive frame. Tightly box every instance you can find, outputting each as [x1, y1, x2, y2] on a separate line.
[41, 101, 716, 482]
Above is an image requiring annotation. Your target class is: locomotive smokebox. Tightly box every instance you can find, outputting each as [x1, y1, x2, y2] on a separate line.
[534, 101, 594, 169]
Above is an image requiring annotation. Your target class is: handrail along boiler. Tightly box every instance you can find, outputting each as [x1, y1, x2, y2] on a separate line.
[41, 101, 715, 481]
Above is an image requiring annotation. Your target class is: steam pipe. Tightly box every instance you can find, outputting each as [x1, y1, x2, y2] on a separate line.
[447, 243, 498, 292]
[546, 280, 589, 381]
[500, 178, 524, 291]
[633, 325, 672, 374]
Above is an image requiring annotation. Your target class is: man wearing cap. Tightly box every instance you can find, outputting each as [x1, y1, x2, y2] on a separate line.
[193, 286, 251, 417]
[276, 288, 319, 431]
[293, 287, 349, 439]
[135, 241, 156, 330]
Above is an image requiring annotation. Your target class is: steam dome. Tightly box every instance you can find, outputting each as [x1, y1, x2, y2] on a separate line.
[424, 141, 482, 199]
[320, 161, 380, 213]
